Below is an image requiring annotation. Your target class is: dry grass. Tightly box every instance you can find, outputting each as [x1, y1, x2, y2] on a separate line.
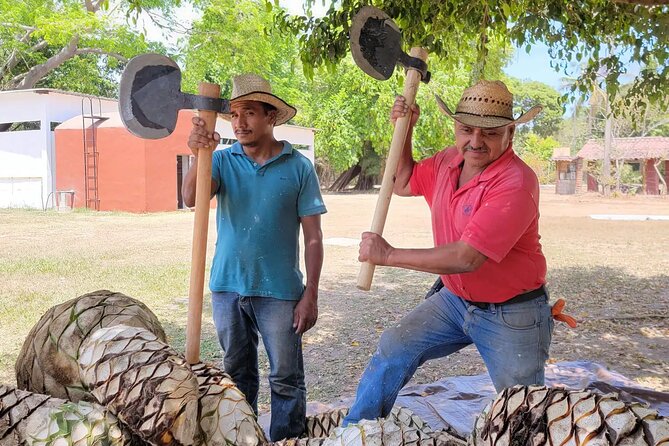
[1, 190, 668, 411]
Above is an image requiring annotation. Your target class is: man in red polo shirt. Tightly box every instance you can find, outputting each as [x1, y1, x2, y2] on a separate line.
[344, 80, 553, 426]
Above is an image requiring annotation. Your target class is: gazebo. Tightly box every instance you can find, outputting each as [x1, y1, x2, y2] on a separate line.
[576, 137, 668, 195]
[554, 137, 669, 195]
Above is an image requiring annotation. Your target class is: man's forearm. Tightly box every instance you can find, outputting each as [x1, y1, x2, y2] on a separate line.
[386, 241, 486, 275]
[182, 157, 198, 208]
[303, 238, 323, 298]
[394, 127, 415, 197]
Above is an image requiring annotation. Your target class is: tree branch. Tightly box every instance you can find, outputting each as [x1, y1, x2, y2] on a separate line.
[613, 0, 669, 5]
[10, 72, 27, 85]
[1, 39, 47, 82]
[641, 118, 669, 136]
[75, 48, 128, 62]
[15, 35, 80, 89]
[0, 23, 37, 33]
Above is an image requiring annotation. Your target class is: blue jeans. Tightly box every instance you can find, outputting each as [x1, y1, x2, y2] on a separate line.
[343, 287, 553, 425]
[211, 292, 306, 441]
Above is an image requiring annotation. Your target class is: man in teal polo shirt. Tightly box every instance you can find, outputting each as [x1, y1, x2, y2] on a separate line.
[183, 73, 326, 441]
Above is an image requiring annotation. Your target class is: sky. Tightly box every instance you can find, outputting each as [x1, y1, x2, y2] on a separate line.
[504, 42, 565, 91]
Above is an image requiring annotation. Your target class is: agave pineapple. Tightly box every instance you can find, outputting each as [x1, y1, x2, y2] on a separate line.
[269, 407, 467, 446]
[0, 385, 131, 446]
[78, 325, 200, 446]
[191, 362, 267, 446]
[471, 385, 669, 446]
[15, 290, 166, 403]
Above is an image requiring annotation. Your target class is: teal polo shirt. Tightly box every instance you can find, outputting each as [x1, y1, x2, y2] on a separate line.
[209, 141, 327, 300]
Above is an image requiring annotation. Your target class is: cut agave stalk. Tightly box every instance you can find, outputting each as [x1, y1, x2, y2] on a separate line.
[15, 290, 166, 403]
[471, 385, 669, 446]
[78, 325, 199, 446]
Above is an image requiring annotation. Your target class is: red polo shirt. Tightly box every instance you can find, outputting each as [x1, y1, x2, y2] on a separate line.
[409, 146, 546, 303]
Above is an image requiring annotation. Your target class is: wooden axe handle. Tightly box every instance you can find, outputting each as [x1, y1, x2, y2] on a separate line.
[357, 47, 428, 291]
[185, 81, 220, 364]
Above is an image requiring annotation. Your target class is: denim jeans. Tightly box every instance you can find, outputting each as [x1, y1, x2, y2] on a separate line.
[211, 292, 306, 441]
[343, 286, 553, 425]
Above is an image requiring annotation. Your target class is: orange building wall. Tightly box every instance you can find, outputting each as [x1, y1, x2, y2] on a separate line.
[55, 110, 199, 212]
[54, 130, 86, 208]
[100, 130, 147, 212]
[144, 110, 194, 212]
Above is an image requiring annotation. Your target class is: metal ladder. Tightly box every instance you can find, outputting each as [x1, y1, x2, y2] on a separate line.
[81, 97, 108, 210]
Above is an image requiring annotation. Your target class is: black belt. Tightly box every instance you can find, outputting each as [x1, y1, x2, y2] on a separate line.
[466, 285, 546, 309]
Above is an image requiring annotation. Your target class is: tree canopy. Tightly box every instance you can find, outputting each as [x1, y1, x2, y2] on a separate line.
[0, 0, 172, 94]
[269, 0, 668, 115]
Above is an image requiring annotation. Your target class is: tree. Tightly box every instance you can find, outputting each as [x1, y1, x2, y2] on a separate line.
[0, 0, 173, 94]
[505, 78, 563, 138]
[268, 0, 668, 117]
[180, 0, 303, 99]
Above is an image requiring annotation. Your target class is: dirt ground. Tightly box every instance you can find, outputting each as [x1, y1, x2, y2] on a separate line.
[280, 189, 669, 411]
[1, 189, 667, 415]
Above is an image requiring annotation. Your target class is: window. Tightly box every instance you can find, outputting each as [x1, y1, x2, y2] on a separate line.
[0, 121, 41, 132]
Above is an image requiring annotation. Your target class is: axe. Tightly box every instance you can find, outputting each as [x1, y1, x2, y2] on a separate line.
[119, 53, 230, 364]
[349, 6, 430, 291]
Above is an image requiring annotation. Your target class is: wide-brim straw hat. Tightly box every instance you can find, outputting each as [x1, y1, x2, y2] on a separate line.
[221, 74, 296, 126]
[435, 79, 542, 129]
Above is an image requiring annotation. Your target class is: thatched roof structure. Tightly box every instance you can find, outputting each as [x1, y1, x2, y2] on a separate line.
[577, 137, 669, 161]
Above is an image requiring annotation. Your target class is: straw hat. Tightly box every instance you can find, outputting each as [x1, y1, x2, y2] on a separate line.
[221, 74, 296, 126]
[435, 80, 542, 129]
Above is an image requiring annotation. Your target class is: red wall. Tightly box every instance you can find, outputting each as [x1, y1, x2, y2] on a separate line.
[55, 110, 196, 212]
[644, 159, 660, 195]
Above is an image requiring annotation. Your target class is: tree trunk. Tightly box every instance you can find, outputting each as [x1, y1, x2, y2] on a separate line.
[353, 173, 376, 190]
[328, 140, 380, 192]
[603, 98, 613, 196]
[329, 165, 361, 192]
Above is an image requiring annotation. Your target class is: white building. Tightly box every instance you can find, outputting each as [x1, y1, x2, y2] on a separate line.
[214, 119, 316, 164]
[0, 89, 117, 209]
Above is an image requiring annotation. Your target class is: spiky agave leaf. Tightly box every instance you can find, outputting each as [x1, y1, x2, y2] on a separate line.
[470, 385, 669, 446]
[15, 290, 166, 402]
[190, 362, 267, 446]
[0, 385, 133, 446]
[78, 325, 199, 446]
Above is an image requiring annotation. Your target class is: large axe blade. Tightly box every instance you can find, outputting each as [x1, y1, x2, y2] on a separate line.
[118, 53, 223, 364]
[119, 53, 230, 139]
[350, 6, 430, 83]
[349, 7, 430, 291]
